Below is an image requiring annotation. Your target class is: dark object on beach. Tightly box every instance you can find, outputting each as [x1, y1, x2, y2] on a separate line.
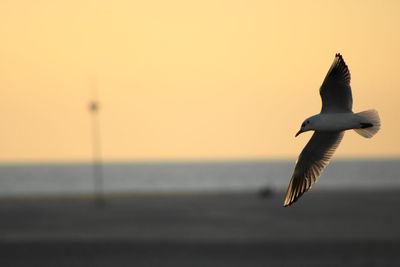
[258, 187, 274, 198]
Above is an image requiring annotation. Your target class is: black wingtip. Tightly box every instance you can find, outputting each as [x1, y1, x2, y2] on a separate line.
[327, 53, 350, 84]
[335, 53, 344, 61]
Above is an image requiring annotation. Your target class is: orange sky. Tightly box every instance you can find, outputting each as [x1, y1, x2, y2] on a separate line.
[0, 0, 399, 162]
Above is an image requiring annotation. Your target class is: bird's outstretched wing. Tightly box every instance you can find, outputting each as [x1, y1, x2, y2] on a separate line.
[320, 53, 352, 113]
[283, 131, 344, 206]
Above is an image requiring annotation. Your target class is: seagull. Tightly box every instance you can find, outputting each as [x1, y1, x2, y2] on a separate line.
[283, 53, 381, 207]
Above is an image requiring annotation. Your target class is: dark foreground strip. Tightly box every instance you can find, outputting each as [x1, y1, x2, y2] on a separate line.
[0, 240, 400, 267]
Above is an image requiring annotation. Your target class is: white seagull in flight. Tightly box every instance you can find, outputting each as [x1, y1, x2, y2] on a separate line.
[284, 53, 381, 207]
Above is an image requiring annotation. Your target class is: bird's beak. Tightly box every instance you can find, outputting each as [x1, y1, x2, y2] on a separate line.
[295, 129, 303, 137]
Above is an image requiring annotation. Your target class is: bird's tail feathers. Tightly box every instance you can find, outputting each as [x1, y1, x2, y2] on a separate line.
[354, 109, 381, 138]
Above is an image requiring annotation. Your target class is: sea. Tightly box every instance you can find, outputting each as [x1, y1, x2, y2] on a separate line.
[0, 159, 399, 197]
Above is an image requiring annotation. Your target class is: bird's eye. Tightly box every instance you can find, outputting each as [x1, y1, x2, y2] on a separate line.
[306, 120, 310, 124]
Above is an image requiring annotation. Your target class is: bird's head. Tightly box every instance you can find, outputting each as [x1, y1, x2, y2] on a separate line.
[295, 116, 316, 137]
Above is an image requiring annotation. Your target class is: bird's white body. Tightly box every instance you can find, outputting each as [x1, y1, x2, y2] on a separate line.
[306, 113, 365, 132]
[300, 109, 380, 138]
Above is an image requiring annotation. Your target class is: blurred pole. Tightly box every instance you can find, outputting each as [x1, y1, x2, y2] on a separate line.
[89, 81, 105, 207]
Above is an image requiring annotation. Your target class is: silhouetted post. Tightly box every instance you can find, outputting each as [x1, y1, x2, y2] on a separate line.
[89, 97, 105, 207]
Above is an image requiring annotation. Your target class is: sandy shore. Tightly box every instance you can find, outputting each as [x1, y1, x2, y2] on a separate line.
[1, 190, 400, 266]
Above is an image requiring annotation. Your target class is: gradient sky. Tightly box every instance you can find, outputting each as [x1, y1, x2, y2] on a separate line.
[1, 0, 399, 162]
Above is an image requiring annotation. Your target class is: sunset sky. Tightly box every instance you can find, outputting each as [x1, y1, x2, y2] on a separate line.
[1, 0, 399, 162]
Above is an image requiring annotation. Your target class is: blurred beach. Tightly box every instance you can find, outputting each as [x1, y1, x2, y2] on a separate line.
[1, 160, 400, 266]
[1, 191, 400, 266]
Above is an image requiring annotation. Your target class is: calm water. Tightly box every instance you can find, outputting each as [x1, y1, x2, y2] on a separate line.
[0, 159, 399, 197]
